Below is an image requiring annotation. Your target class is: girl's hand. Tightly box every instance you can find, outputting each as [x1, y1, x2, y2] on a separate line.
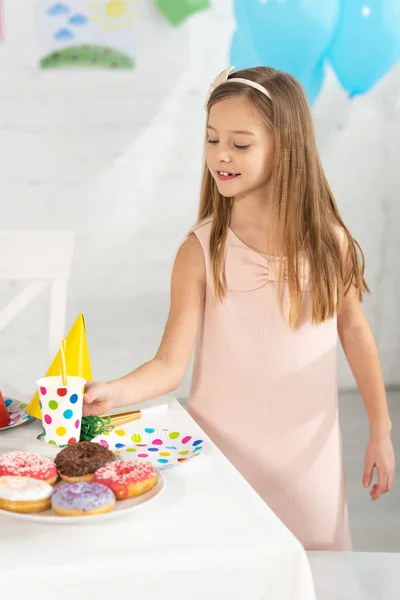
[363, 436, 395, 501]
[82, 382, 116, 416]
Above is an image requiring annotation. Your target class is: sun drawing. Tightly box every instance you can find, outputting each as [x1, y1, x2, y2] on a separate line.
[90, 1, 137, 30]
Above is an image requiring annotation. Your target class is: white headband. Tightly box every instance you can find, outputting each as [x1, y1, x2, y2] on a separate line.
[205, 66, 271, 109]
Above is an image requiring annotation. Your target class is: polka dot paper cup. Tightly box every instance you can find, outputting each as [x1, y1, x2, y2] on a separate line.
[36, 376, 86, 446]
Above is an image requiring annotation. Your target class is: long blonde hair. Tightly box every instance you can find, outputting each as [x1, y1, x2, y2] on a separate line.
[198, 66, 369, 328]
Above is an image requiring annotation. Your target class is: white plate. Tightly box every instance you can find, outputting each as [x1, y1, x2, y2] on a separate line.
[0, 398, 32, 431]
[91, 427, 205, 469]
[0, 443, 166, 523]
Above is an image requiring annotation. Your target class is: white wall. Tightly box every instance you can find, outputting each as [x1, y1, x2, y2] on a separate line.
[0, 0, 399, 400]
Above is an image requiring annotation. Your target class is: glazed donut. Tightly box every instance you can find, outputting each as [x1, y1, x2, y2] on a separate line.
[54, 441, 115, 482]
[93, 460, 157, 500]
[0, 451, 57, 485]
[0, 475, 53, 513]
[51, 481, 115, 517]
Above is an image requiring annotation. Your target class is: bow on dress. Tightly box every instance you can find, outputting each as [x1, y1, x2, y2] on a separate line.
[224, 246, 309, 292]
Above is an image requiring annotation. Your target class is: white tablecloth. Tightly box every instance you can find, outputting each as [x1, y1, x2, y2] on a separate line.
[0, 396, 316, 600]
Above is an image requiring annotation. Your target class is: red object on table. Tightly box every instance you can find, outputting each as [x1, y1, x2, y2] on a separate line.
[0, 391, 11, 428]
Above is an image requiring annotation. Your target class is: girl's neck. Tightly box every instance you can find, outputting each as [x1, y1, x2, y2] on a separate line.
[230, 191, 273, 233]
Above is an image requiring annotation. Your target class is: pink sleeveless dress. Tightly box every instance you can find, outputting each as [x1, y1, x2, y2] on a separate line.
[186, 218, 352, 551]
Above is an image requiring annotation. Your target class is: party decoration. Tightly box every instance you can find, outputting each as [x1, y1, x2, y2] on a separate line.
[301, 60, 326, 105]
[27, 313, 92, 420]
[0, 392, 11, 428]
[230, 28, 326, 105]
[39, 1, 137, 68]
[91, 427, 205, 469]
[156, 0, 210, 27]
[232, 0, 339, 81]
[326, 0, 400, 96]
[0, 398, 31, 431]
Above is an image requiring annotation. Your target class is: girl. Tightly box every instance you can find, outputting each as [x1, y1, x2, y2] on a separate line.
[83, 66, 395, 551]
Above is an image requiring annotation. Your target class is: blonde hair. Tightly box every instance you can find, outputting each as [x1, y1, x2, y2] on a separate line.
[198, 66, 369, 328]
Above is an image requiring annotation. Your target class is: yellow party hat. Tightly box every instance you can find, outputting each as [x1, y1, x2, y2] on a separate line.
[27, 313, 92, 419]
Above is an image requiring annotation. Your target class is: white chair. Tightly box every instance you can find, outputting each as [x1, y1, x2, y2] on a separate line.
[0, 230, 75, 398]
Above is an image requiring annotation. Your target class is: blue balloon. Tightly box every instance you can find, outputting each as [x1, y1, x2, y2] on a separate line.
[229, 29, 325, 105]
[326, 0, 400, 96]
[230, 29, 259, 71]
[233, 0, 340, 80]
[300, 60, 325, 105]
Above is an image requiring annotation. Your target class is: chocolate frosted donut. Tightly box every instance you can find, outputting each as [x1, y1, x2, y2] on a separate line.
[55, 441, 115, 483]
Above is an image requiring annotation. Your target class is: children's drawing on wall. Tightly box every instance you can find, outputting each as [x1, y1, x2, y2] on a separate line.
[39, 1, 137, 69]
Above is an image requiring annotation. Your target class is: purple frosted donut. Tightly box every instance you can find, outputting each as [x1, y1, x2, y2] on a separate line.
[51, 481, 115, 517]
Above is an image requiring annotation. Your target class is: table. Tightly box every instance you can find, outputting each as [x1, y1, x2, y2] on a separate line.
[308, 551, 400, 600]
[0, 396, 316, 600]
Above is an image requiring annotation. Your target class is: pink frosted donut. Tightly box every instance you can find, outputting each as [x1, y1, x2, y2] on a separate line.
[0, 452, 58, 484]
[93, 460, 157, 500]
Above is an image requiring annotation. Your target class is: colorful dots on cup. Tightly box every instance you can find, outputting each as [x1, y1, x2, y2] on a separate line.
[44, 414, 52, 425]
[56, 426, 66, 436]
[75, 419, 80, 429]
[57, 388, 67, 397]
[40, 387, 47, 396]
[63, 409, 73, 419]
[100, 439, 109, 448]
[131, 433, 142, 443]
[169, 431, 180, 440]
[68, 437, 77, 445]
[48, 400, 58, 410]
[70, 394, 79, 404]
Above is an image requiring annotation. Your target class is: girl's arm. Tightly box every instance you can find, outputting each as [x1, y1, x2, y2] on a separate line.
[337, 246, 391, 440]
[83, 234, 206, 414]
[337, 237, 395, 499]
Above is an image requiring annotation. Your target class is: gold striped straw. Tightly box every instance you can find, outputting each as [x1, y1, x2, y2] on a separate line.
[60, 339, 68, 386]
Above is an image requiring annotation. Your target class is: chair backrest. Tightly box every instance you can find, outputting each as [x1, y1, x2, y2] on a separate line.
[0, 230, 75, 369]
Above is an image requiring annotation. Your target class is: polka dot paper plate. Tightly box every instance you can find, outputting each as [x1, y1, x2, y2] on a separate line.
[91, 428, 205, 469]
[0, 399, 32, 432]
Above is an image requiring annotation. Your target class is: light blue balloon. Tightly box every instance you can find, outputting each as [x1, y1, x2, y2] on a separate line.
[229, 29, 325, 105]
[327, 0, 400, 96]
[300, 61, 325, 105]
[229, 29, 259, 71]
[233, 0, 340, 80]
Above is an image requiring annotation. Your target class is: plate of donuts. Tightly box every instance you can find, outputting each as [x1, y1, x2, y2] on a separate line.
[0, 441, 166, 523]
